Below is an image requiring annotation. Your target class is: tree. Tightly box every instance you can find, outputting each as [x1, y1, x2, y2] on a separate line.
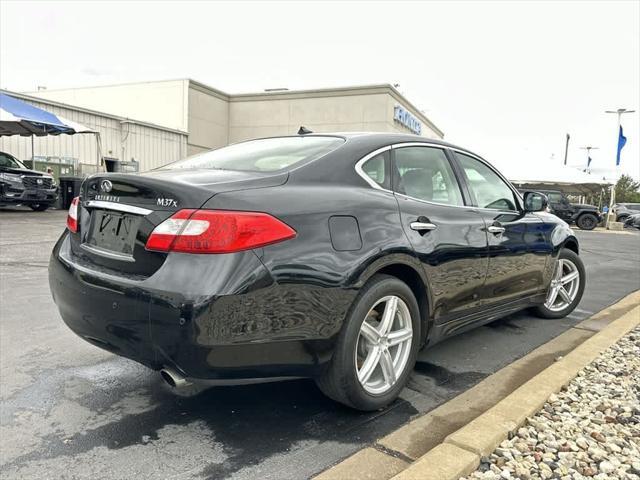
[615, 174, 640, 203]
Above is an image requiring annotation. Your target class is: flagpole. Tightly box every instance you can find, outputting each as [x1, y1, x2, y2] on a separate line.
[604, 108, 635, 228]
[579, 146, 598, 173]
[563, 133, 570, 166]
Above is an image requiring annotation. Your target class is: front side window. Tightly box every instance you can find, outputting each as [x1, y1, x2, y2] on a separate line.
[394, 147, 464, 206]
[546, 192, 563, 203]
[160, 136, 345, 172]
[456, 153, 518, 211]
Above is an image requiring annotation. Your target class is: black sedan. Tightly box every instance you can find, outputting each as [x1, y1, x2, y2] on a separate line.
[49, 133, 585, 411]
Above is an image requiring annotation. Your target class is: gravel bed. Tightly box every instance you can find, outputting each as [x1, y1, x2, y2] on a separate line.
[462, 327, 640, 480]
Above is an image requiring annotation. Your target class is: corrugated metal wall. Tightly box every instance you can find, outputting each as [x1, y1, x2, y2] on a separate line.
[0, 96, 188, 172]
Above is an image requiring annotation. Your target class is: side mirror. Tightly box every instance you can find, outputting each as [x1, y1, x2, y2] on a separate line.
[523, 191, 549, 212]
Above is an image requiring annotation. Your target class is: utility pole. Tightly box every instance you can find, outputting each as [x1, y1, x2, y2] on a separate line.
[579, 146, 598, 173]
[563, 133, 570, 165]
[604, 108, 635, 228]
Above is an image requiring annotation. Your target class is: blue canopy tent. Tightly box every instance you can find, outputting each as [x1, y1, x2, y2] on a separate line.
[0, 92, 102, 170]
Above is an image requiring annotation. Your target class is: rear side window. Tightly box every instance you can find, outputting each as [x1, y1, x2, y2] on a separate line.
[456, 153, 518, 211]
[360, 151, 390, 189]
[394, 146, 464, 206]
[160, 136, 345, 172]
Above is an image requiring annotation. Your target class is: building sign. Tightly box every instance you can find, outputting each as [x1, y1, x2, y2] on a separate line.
[393, 105, 422, 135]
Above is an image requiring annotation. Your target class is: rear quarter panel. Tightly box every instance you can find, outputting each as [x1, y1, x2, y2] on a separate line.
[202, 183, 418, 341]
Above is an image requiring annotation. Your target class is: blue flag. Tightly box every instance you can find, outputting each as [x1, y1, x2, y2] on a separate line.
[616, 125, 627, 166]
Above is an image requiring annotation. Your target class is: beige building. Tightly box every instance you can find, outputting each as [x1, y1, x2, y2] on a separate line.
[30, 79, 444, 161]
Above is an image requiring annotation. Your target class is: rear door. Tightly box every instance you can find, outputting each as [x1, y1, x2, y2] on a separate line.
[452, 151, 550, 306]
[391, 144, 488, 323]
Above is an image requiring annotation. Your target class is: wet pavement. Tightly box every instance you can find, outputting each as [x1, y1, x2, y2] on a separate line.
[1, 207, 639, 479]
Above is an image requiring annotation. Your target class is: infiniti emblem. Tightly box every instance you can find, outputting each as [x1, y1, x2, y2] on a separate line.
[100, 179, 113, 193]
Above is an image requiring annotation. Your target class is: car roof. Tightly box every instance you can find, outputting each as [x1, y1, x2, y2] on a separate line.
[298, 131, 487, 159]
[318, 131, 458, 148]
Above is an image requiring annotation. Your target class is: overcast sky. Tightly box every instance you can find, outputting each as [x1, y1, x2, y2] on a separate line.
[1, 0, 638, 180]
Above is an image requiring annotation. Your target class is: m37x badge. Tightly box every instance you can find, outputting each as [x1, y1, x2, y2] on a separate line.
[157, 198, 178, 207]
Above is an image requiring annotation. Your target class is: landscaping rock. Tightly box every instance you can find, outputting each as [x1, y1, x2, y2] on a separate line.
[462, 327, 639, 480]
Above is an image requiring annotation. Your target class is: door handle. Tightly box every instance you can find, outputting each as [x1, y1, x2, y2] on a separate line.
[410, 221, 437, 232]
[487, 225, 505, 234]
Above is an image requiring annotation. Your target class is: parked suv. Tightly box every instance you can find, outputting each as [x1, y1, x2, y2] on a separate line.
[613, 203, 640, 222]
[0, 151, 57, 211]
[536, 189, 602, 230]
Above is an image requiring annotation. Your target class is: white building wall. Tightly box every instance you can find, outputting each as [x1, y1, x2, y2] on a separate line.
[0, 94, 188, 173]
[28, 80, 190, 133]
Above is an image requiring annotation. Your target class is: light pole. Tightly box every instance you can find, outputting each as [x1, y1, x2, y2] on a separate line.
[579, 146, 598, 173]
[604, 108, 635, 227]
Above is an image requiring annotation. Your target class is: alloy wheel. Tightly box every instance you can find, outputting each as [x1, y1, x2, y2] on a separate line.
[355, 295, 413, 395]
[544, 258, 581, 312]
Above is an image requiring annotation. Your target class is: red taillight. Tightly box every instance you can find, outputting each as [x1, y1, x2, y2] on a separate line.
[145, 209, 296, 254]
[67, 196, 79, 233]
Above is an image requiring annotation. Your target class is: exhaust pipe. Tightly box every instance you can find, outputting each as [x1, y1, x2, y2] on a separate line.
[160, 367, 191, 388]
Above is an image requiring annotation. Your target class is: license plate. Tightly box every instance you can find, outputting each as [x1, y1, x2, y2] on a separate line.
[86, 210, 141, 255]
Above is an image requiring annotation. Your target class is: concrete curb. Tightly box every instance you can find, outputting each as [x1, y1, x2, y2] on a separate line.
[392, 298, 640, 480]
[314, 291, 640, 480]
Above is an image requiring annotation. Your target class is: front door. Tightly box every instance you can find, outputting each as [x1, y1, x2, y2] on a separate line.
[453, 152, 550, 306]
[392, 145, 489, 323]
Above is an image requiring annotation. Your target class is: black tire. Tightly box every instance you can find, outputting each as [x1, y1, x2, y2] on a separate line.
[533, 248, 585, 319]
[575, 213, 597, 230]
[29, 204, 50, 211]
[616, 215, 628, 223]
[315, 274, 421, 411]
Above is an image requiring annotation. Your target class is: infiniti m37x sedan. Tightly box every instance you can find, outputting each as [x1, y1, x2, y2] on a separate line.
[49, 133, 585, 411]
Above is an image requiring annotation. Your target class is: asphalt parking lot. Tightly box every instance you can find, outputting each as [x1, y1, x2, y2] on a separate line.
[1, 207, 639, 480]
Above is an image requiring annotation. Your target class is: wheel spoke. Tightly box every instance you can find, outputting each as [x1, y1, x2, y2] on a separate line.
[378, 297, 398, 335]
[561, 270, 579, 285]
[546, 286, 559, 307]
[358, 345, 381, 384]
[558, 286, 572, 304]
[360, 320, 380, 344]
[379, 348, 396, 385]
[555, 259, 564, 280]
[387, 328, 412, 347]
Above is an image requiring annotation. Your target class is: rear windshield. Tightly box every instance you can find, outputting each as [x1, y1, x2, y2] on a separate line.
[160, 136, 345, 172]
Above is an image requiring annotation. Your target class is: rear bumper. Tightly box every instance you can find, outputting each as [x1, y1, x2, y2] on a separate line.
[49, 232, 346, 379]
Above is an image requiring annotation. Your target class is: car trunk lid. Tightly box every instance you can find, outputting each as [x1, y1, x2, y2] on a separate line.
[70, 169, 287, 277]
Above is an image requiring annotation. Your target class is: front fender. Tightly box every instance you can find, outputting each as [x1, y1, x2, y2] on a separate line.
[550, 222, 579, 255]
